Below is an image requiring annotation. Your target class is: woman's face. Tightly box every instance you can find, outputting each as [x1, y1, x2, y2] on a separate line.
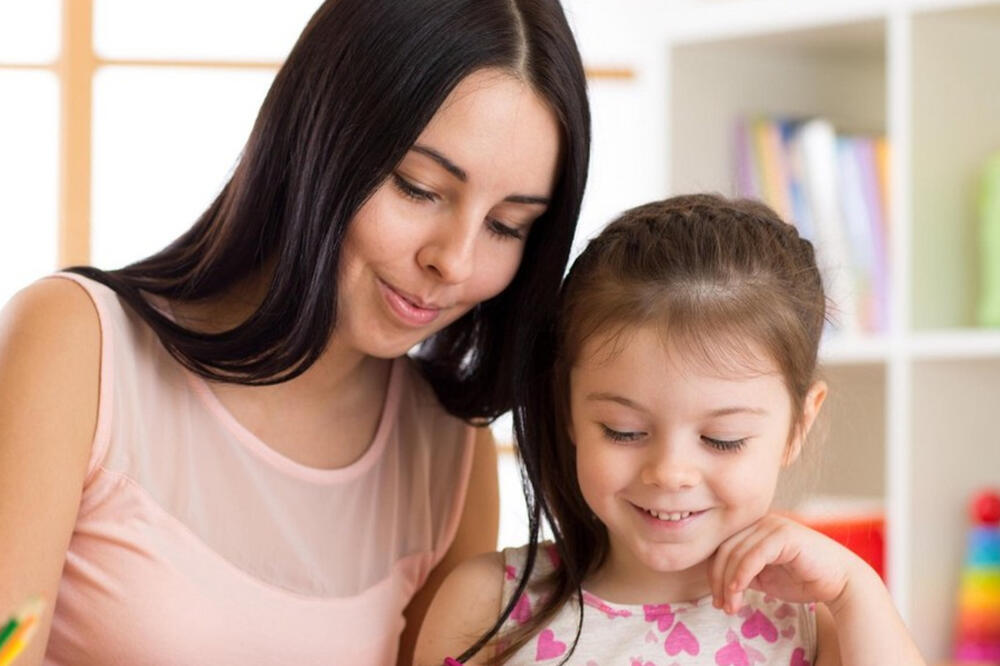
[336, 68, 562, 358]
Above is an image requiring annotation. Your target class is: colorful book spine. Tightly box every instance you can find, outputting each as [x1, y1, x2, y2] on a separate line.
[796, 117, 860, 335]
[835, 136, 876, 331]
[735, 115, 891, 335]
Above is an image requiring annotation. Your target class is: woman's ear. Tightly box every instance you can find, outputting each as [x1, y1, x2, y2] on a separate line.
[783, 380, 828, 466]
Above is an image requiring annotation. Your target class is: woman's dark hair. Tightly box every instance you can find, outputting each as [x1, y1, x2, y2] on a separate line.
[465, 194, 828, 663]
[69, 0, 590, 422]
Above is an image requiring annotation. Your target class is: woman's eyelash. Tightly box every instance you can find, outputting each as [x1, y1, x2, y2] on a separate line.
[393, 172, 525, 241]
[702, 436, 747, 452]
[392, 173, 436, 202]
[488, 219, 524, 240]
[601, 424, 643, 442]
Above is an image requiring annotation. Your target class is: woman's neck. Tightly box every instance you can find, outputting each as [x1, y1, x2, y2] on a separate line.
[167, 266, 394, 469]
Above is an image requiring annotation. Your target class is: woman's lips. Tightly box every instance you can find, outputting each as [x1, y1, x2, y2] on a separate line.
[378, 279, 441, 327]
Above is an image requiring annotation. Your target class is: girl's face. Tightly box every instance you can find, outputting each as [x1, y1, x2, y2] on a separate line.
[335, 68, 561, 358]
[569, 325, 819, 591]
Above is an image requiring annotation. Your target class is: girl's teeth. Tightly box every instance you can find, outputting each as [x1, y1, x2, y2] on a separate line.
[646, 509, 693, 521]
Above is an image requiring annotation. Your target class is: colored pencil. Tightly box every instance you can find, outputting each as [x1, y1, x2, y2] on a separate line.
[0, 597, 45, 666]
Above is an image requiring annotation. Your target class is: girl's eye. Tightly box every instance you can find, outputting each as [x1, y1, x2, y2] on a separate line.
[601, 424, 644, 443]
[487, 218, 524, 241]
[702, 436, 747, 452]
[392, 173, 437, 202]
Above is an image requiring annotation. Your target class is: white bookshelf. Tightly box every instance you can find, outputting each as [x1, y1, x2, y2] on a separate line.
[646, 1, 1000, 660]
[491, 0, 1000, 660]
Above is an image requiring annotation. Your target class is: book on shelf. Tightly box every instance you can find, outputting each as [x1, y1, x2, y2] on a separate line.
[734, 116, 890, 336]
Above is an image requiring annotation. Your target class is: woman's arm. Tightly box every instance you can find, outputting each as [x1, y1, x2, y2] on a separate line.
[413, 551, 507, 666]
[0, 279, 101, 666]
[398, 425, 500, 666]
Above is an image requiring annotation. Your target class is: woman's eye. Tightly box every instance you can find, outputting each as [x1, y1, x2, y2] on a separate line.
[702, 436, 747, 452]
[392, 173, 437, 202]
[487, 218, 524, 241]
[601, 425, 644, 443]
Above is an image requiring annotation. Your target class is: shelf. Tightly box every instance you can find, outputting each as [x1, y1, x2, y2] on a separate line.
[654, 0, 1000, 44]
[909, 329, 1000, 359]
[911, 2, 1000, 329]
[820, 335, 891, 364]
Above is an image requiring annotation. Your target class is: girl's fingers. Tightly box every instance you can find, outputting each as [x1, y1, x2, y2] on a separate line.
[730, 529, 785, 600]
[721, 522, 781, 611]
[711, 524, 756, 608]
[711, 521, 770, 611]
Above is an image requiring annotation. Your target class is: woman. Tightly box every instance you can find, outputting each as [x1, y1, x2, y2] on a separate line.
[0, 0, 589, 663]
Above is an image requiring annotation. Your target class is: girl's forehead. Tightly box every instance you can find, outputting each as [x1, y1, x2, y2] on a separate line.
[574, 322, 782, 382]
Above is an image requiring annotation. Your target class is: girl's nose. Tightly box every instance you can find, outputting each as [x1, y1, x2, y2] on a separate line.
[640, 441, 701, 490]
[416, 214, 477, 285]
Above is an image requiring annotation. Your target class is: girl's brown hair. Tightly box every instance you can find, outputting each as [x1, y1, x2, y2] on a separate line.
[460, 193, 828, 664]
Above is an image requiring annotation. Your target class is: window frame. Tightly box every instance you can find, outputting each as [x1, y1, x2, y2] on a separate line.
[0, 0, 632, 268]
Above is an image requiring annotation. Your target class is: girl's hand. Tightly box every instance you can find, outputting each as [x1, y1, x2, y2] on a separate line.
[708, 513, 865, 614]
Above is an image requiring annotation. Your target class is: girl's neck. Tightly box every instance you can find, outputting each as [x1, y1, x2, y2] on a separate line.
[583, 550, 713, 606]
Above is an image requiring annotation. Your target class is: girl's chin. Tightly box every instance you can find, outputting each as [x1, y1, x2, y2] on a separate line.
[631, 544, 713, 576]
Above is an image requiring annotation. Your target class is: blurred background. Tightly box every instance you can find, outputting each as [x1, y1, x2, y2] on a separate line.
[2, 0, 999, 661]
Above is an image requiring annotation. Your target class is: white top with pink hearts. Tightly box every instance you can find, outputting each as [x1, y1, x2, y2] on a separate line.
[499, 543, 817, 665]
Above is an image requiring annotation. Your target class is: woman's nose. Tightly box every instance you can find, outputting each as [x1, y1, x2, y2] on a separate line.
[416, 214, 478, 284]
[640, 441, 701, 490]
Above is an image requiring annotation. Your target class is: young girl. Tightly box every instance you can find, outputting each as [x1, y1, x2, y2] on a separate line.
[416, 194, 925, 665]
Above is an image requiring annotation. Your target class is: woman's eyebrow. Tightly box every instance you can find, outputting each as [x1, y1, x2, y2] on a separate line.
[410, 144, 551, 206]
[412, 144, 467, 181]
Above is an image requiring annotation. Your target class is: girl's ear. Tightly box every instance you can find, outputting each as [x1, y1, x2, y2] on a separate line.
[783, 380, 828, 466]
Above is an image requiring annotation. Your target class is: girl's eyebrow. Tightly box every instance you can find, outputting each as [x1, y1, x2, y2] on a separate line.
[585, 394, 769, 418]
[585, 392, 649, 413]
[410, 143, 551, 206]
[705, 406, 769, 417]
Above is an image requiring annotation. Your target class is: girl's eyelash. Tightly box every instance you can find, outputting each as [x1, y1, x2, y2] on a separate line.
[702, 436, 747, 452]
[392, 173, 436, 202]
[601, 424, 643, 443]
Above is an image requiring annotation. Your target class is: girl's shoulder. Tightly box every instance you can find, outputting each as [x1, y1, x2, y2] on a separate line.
[414, 551, 507, 664]
[500, 541, 561, 588]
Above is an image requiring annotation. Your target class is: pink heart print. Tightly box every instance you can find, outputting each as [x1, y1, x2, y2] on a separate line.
[645, 630, 659, 644]
[664, 621, 699, 656]
[715, 630, 766, 666]
[781, 625, 796, 639]
[512, 594, 532, 625]
[505, 565, 517, 581]
[643, 603, 675, 631]
[737, 605, 754, 620]
[535, 629, 566, 661]
[789, 647, 811, 666]
[630, 660, 655, 666]
[714, 637, 751, 666]
[741, 610, 778, 643]
[775, 603, 795, 619]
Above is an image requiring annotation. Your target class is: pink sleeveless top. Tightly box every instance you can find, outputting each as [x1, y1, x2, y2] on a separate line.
[44, 273, 476, 665]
